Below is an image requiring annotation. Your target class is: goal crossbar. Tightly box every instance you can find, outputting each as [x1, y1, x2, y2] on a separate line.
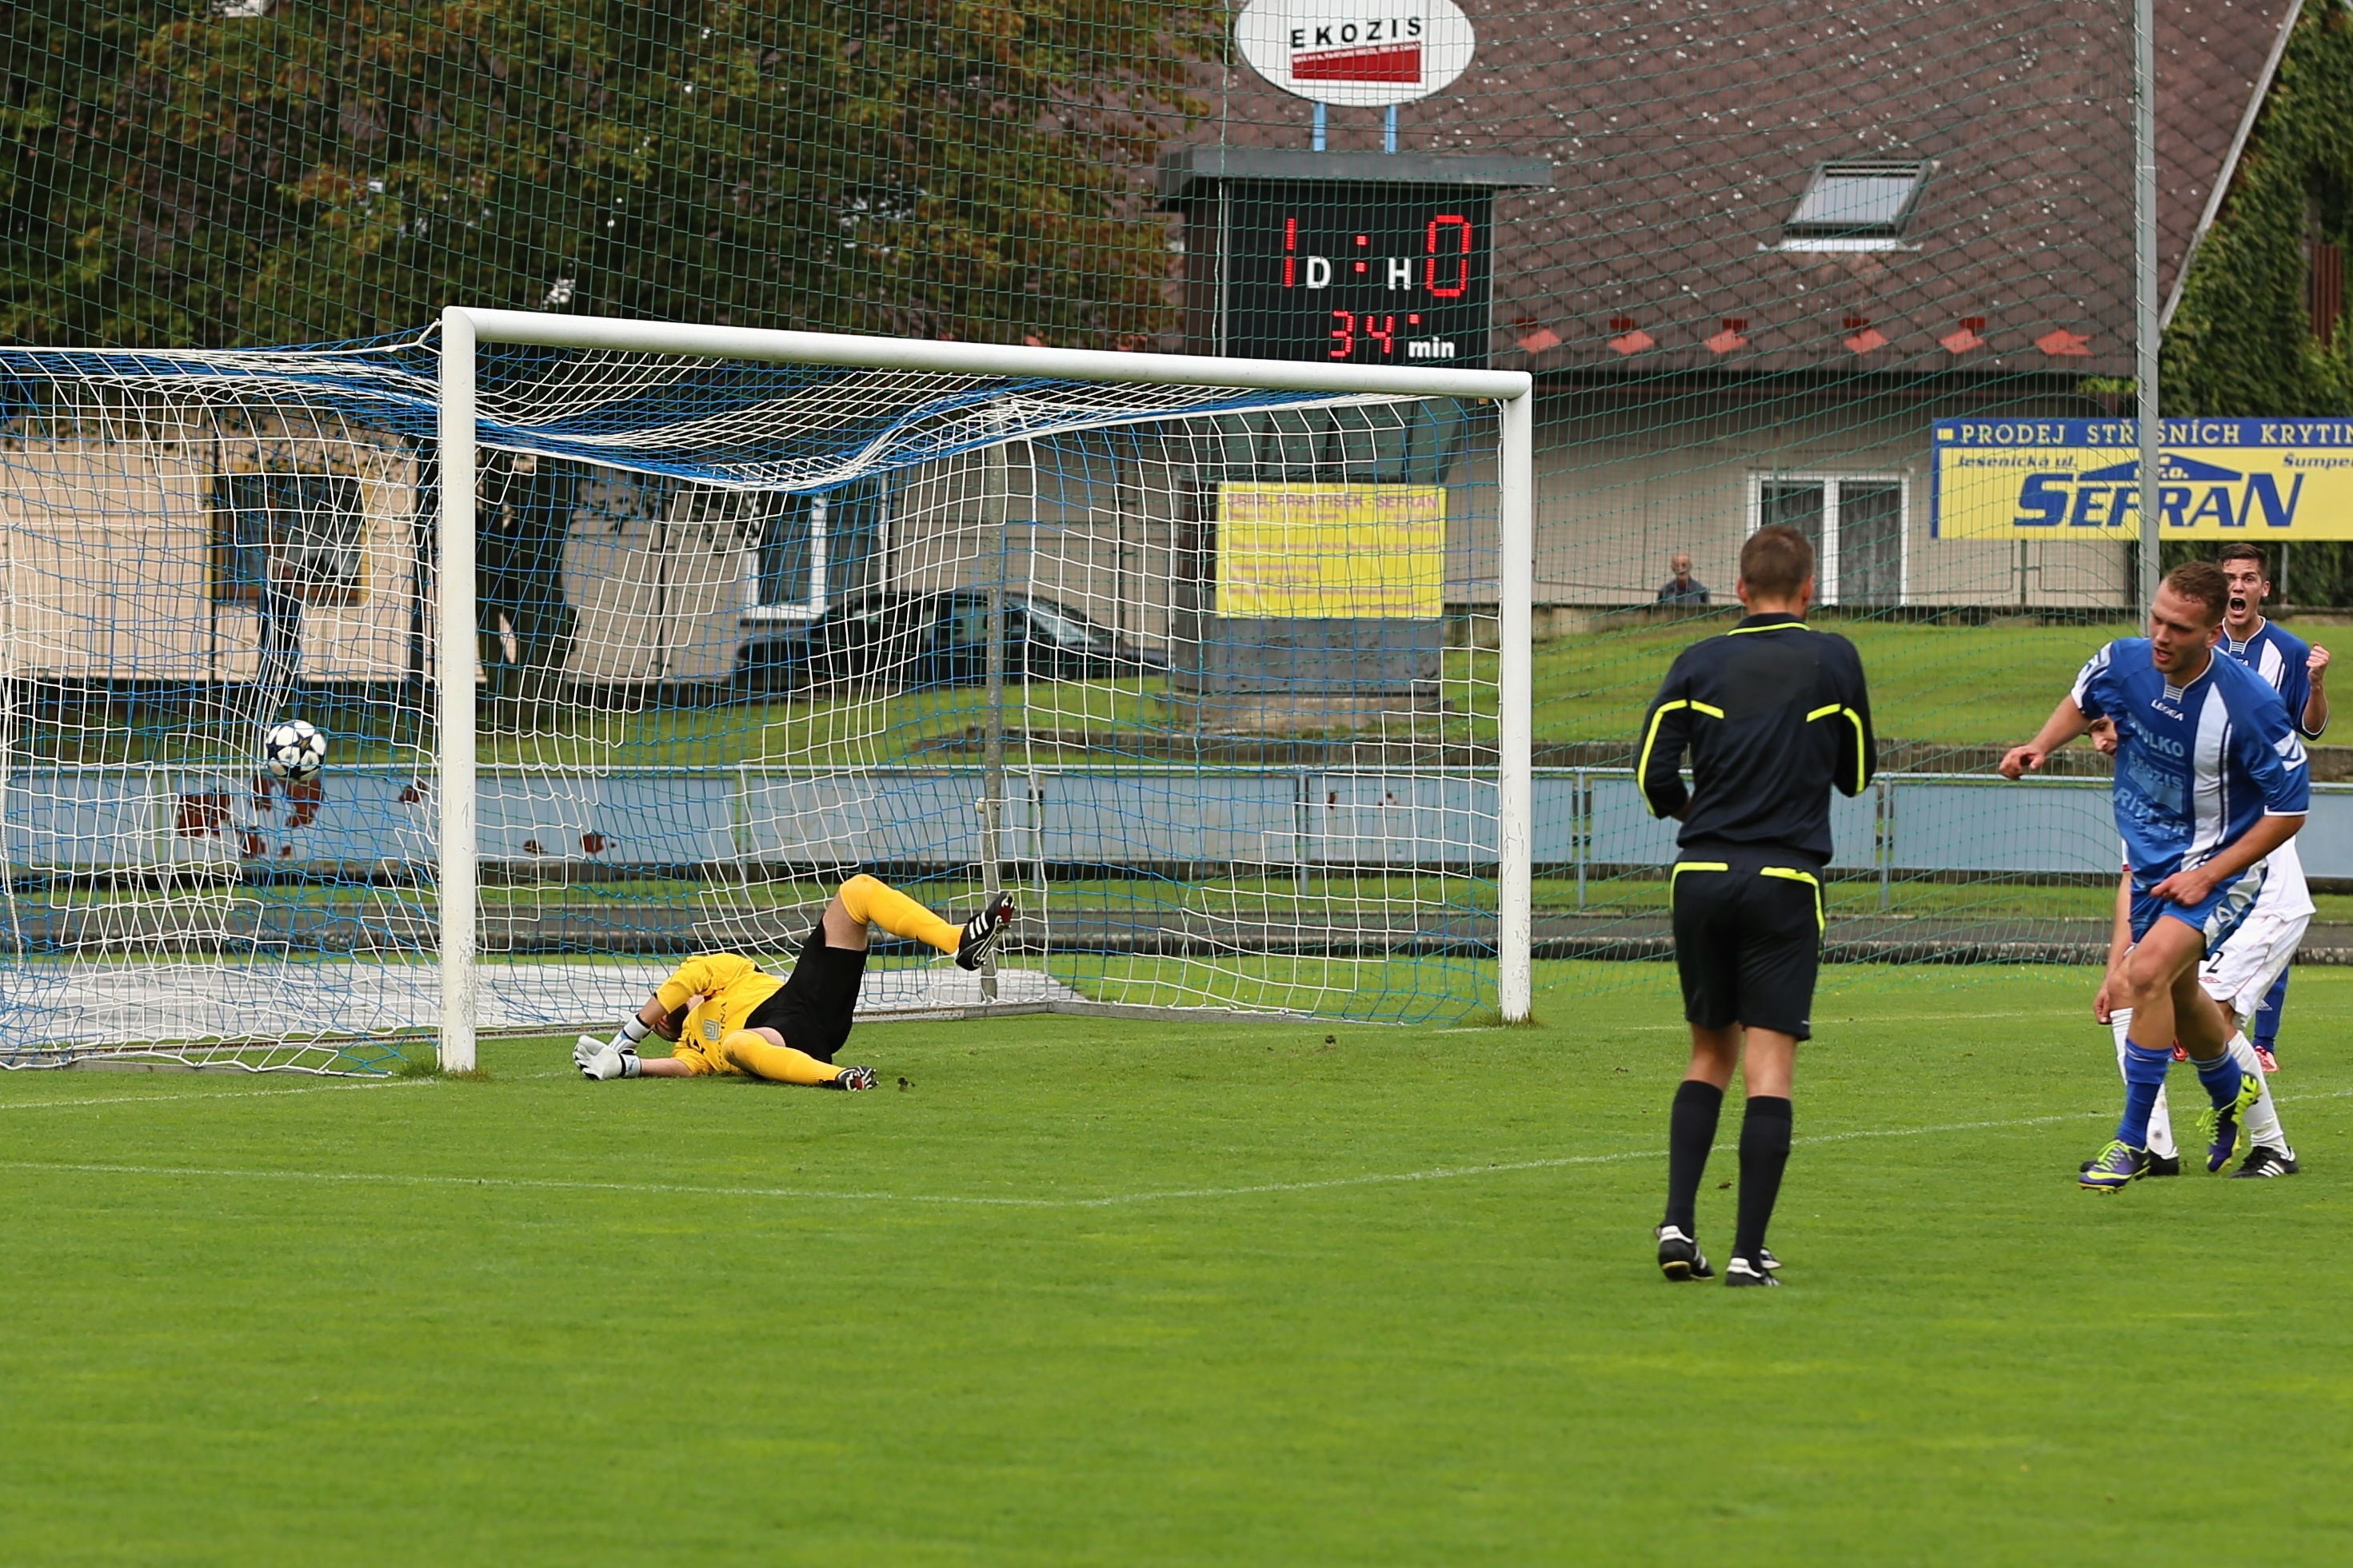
[434, 307, 1537, 1070]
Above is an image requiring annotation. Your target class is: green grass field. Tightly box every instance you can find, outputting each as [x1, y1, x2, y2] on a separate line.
[6, 961, 2351, 1565]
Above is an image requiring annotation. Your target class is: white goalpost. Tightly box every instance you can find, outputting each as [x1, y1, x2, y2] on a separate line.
[0, 313, 1529, 1071]
[433, 311, 1534, 1071]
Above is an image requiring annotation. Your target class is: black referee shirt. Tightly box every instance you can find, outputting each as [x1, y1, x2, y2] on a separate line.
[1636, 612, 1876, 863]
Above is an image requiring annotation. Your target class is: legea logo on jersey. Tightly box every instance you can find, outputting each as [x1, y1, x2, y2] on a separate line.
[1932, 419, 2353, 538]
[1234, 0, 1477, 106]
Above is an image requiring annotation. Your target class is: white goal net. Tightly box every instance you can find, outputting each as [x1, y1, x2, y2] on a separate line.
[0, 318, 1531, 1071]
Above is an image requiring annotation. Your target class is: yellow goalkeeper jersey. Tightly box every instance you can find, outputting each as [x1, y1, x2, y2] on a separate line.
[654, 953, 784, 1076]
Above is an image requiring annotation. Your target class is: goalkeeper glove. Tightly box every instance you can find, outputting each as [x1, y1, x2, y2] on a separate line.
[573, 1035, 640, 1080]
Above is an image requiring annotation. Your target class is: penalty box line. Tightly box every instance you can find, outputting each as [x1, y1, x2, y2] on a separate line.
[6, 1088, 2349, 1210]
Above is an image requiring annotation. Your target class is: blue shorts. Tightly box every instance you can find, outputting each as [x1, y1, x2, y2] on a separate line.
[2130, 860, 2266, 952]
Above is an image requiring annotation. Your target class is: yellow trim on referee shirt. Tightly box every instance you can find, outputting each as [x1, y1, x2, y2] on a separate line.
[1637, 700, 1725, 814]
[1804, 704, 1869, 790]
[1726, 622, 1808, 634]
[1760, 866, 1824, 932]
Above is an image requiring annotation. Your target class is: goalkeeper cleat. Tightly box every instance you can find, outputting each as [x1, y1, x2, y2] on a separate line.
[2079, 1140, 2146, 1191]
[2197, 1071, 2266, 1173]
[829, 1064, 877, 1092]
[1656, 1223, 1713, 1282]
[955, 891, 1016, 971]
[1724, 1255, 1780, 1287]
[574, 1036, 637, 1081]
[2231, 1145, 2299, 1179]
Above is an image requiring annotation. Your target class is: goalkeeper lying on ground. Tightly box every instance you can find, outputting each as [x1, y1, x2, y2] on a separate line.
[572, 875, 1014, 1090]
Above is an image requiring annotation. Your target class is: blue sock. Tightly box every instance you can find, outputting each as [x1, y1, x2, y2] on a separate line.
[2194, 1050, 2247, 1111]
[2116, 1042, 2172, 1147]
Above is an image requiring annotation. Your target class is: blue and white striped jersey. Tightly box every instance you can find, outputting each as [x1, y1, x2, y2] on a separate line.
[2071, 638, 2310, 883]
[2222, 619, 2323, 738]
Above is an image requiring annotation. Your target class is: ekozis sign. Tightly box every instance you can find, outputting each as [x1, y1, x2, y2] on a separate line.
[1233, 0, 1477, 106]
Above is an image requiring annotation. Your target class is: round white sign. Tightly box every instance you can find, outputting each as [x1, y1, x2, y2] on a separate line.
[1232, 0, 1477, 107]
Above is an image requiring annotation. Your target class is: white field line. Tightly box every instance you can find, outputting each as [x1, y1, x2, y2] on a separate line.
[6, 1087, 2350, 1211]
[0, 1078, 441, 1113]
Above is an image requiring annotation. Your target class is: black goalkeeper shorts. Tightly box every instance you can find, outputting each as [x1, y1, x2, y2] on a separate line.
[744, 923, 869, 1063]
[1669, 849, 1825, 1039]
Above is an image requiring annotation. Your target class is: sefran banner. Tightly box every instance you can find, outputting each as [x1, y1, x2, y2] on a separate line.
[1931, 418, 2353, 539]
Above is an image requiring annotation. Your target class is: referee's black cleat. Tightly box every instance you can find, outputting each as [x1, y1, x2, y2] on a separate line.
[1724, 1255, 1780, 1287]
[955, 891, 1015, 971]
[1656, 1224, 1713, 1282]
[2231, 1145, 2299, 1178]
[1756, 1246, 1782, 1273]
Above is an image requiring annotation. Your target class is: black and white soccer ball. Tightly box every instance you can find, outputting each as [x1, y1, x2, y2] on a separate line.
[263, 720, 329, 783]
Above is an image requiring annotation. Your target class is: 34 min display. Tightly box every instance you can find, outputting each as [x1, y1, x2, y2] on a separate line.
[1215, 185, 1496, 366]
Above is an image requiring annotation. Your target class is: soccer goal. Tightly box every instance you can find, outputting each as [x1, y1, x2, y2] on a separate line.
[0, 313, 1532, 1071]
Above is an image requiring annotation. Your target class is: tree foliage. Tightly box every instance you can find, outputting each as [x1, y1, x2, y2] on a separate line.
[1, 0, 1218, 349]
[2162, 1, 2353, 601]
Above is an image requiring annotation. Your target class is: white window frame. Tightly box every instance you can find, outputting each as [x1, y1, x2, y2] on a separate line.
[1744, 471, 1910, 607]
[741, 493, 830, 623]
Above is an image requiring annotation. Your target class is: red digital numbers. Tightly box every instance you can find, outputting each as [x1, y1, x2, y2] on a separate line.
[1425, 214, 1471, 297]
[1328, 312, 1400, 358]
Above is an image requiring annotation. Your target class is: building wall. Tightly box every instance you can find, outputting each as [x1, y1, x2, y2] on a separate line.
[0, 417, 417, 683]
[1524, 388, 2131, 611]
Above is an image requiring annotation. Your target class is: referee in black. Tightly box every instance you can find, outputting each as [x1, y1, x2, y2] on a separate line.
[1636, 524, 1874, 1287]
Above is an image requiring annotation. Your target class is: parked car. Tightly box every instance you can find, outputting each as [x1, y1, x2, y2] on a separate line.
[735, 590, 1166, 692]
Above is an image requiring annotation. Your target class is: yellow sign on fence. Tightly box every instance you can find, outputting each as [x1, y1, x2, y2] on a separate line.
[1216, 483, 1446, 618]
[1932, 418, 2353, 539]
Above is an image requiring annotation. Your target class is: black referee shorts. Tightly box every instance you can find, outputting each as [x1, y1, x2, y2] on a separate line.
[744, 923, 869, 1063]
[1669, 850, 1825, 1039]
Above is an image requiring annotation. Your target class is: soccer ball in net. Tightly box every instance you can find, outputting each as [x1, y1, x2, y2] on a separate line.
[263, 720, 329, 783]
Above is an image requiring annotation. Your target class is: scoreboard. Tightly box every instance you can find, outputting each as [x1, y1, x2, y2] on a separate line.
[1212, 183, 1495, 365]
[1161, 150, 1551, 370]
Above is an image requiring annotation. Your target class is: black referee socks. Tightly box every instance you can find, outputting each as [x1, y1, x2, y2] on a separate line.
[1662, 1079, 1725, 1234]
[1733, 1095, 1793, 1263]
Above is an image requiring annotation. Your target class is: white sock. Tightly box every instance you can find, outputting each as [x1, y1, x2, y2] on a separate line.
[2227, 1031, 2291, 1155]
[2111, 1008, 2177, 1158]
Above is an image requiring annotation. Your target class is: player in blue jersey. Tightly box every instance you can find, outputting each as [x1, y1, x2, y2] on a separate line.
[1999, 562, 2308, 1191]
[2215, 542, 2331, 1072]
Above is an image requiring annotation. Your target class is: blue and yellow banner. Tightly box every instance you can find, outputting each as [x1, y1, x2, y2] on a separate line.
[1932, 418, 2353, 538]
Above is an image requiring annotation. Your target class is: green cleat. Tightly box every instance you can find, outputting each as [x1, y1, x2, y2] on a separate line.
[2079, 1139, 2146, 1192]
[2197, 1071, 2266, 1173]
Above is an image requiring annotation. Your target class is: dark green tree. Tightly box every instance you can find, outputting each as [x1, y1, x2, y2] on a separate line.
[2163, 0, 2353, 602]
[2, 0, 1217, 349]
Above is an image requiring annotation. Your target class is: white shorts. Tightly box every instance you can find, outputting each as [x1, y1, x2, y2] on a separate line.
[2199, 906, 2309, 1023]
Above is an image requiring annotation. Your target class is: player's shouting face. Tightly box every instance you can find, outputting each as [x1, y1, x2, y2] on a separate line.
[2147, 583, 2223, 678]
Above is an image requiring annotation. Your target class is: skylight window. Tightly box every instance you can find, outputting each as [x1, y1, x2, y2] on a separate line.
[1779, 161, 1932, 251]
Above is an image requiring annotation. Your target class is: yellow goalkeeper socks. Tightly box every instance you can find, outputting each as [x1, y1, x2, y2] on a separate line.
[837, 873, 960, 954]
[720, 1030, 847, 1087]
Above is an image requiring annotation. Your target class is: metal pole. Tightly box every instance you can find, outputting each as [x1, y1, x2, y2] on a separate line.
[1496, 389, 1536, 1023]
[436, 309, 480, 1072]
[1574, 767, 1587, 911]
[2134, 0, 2162, 620]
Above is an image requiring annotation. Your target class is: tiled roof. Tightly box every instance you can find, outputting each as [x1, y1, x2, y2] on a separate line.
[1176, 0, 2296, 376]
